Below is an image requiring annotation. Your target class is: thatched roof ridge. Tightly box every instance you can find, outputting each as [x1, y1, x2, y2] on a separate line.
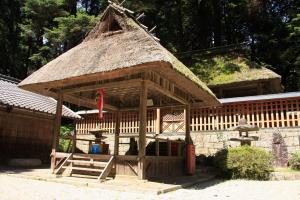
[19, 4, 218, 104]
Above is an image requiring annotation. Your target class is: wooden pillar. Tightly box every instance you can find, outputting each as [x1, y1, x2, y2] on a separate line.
[167, 139, 172, 156]
[138, 81, 147, 180]
[155, 138, 160, 156]
[114, 111, 121, 155]
[184, 104, 191, 144]
[51, 92, 63, 173]
[156, 108, 161, 134]
[72, 123, 77, 153]
[155, 108, 160, 156]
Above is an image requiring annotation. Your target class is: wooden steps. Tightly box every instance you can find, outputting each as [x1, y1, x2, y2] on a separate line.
[67, 159, 107, 167]
[62, 166, 103, 173]
[55, 154, 115, 181]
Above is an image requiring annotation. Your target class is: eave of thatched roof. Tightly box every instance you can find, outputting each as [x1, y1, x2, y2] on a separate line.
[19, 4, 219, 107]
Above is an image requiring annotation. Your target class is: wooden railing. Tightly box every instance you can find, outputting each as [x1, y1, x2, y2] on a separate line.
[191, 98, 300, 131]
[76, 110, 156, 134]
[76, 97, 300, 133]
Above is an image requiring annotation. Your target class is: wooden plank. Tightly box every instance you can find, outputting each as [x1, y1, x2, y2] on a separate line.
[55, 153, 73, 174]
[51, 92, 63, 173]
[260, 102, 265, 128]
[291, 100, 296, 127]
[98, 156, 115, 180]
[138, 80, 147, 180]
[63, 79, 142, 94]
[66, 94, 118, 111]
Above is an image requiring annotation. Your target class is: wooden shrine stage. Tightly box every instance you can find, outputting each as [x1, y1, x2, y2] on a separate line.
[54, 152, 184, 180]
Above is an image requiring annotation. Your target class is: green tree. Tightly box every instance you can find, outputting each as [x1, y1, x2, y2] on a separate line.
[44, 11, 99, 57]
[20, 0, 68, 73]
[0, 0, 23, 78]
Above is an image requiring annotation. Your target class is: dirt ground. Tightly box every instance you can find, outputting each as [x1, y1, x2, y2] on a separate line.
[0, 175, 300, 200]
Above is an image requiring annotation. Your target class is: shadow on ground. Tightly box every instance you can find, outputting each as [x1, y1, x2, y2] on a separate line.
[188, 179, 226, 190]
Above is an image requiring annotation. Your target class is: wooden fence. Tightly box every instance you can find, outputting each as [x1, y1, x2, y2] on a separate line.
[76, 97, 300, 134]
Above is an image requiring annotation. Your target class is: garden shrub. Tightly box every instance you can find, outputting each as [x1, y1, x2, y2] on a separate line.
[58, 124, 75, 152]
[214, 146, 273, 180]
[289, 152, 300, 170]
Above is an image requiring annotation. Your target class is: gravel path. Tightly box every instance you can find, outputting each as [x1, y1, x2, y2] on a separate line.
[0, 175, 299, 200]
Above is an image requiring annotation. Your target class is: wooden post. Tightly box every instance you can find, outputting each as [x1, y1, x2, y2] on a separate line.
[114, 111, 121, 155]
[185, 104, 191, 144]
[167, 139, 172, 156]
[138, 81, 147, 180]
[155, 108, 160, 156]
[72, 124, 77, 153]
[155, 138, 159, 156]
[51, 92, 63, 173]
[156, 108, 161, 135]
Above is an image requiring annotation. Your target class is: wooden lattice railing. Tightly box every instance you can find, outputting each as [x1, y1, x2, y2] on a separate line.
[76, 97, 300, 134]
[76, 111, 156, 134]
[191, 98, 300, 131]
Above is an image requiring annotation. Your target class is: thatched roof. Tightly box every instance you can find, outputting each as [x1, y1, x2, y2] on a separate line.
[188, 53, 281, 86]
[19, 4, 219, 107]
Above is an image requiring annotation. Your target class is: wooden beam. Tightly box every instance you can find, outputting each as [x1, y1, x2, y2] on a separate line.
[114, 111, 121, 155]
[138, 80, 147, 180]
[51, 91, 63, 173]
[146, 80, 188, 105]
[185, 104, 191, 144]
[65, 94, 118, 111]
[63, 79, 142, 94]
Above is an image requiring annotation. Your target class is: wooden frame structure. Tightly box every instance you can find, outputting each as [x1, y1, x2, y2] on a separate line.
[48, 71, 203, 179]
[19, 2, 219, 180]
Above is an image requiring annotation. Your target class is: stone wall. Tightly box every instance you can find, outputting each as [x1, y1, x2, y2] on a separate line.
[76, 127, 300, 166]
[76, 134, 132, 155]
[191, 127, 300, 157]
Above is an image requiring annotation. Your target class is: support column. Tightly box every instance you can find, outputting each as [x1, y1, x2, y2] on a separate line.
[72, 123, 77, 153]
[138, 81, 147, 180]
[155, 108, 161, 135]
[184, 104, 191, 144]
[155, 108, 160, 156]
[167, 139, 172, 156]
[114, 111, 121, 156]
[51, 92, 63, 173]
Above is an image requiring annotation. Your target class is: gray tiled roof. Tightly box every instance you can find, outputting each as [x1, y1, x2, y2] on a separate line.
[0, 75, 80, 119]
[220, 92, 300, 104]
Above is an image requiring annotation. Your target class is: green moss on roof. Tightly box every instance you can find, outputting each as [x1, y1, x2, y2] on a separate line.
[189, 54, 280, 86]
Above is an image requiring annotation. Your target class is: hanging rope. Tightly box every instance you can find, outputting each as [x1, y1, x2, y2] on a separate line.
[97, 89, 104, 120]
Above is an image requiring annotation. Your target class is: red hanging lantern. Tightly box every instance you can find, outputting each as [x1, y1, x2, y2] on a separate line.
[97, 89, 104, 120]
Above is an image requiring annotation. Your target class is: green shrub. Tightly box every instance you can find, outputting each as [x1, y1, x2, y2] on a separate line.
[58, 124, 74, 152]
[289, 152, 300, 170]
[214, 146, 273, 180]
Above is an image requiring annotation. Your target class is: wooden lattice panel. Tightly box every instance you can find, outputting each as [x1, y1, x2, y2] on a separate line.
[161, 109, 185, 133]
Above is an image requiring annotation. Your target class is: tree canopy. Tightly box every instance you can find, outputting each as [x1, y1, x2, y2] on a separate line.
[0, 0, 299, 91]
